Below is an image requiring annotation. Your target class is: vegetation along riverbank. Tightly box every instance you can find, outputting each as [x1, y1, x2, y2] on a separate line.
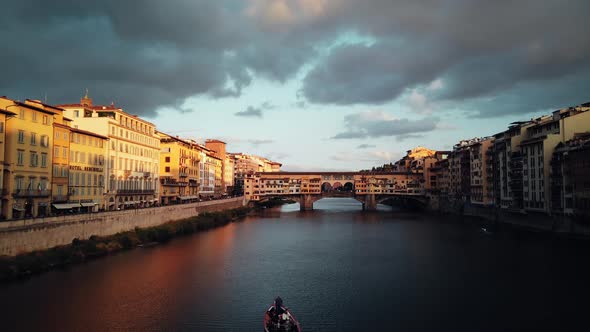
[0, 207, 251, 283]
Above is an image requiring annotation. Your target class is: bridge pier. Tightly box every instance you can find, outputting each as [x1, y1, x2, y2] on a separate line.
[300, 194, 315, 211]
[363, 194, 377, 211]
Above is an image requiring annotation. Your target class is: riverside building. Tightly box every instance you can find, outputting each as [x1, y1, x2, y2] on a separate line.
[0, 97, 54, 219]
[521, 105, 590, 213]
[59, 93, 160, 210]
[68, 127, 107, 212]
[158, 132, 201, 205]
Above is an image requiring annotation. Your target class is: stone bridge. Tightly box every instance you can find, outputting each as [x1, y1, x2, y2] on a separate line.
[244, 172, 427, 211]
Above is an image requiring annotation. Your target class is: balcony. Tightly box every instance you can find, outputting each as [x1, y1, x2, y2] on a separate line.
[13, 189, 51, 198]
[52, 194, 70, 202]
[116, 189, 155, 194]
[179, 172, 188, 177]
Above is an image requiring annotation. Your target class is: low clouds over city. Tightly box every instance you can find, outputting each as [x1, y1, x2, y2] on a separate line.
[3, 0, 589, 169]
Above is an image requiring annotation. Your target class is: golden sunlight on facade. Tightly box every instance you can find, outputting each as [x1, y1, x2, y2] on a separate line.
[59, 93, 160, 211]
[158, 132, 201, 204]
[68, 128, 107, 212]
[0, 97, 54, 219]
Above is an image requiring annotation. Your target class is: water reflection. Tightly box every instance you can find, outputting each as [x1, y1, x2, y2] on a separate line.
[2, 198, 590, 331]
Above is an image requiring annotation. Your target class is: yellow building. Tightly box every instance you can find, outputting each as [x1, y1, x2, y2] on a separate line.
[0, 106, 17, 220]
[0, 97, 55, 219]
[60, 93, 160, 210]
[158, 132, 201, 204]
[208, 151, 223, 197]
[68, 127, 108, 212]
[50, 112, 72, 209]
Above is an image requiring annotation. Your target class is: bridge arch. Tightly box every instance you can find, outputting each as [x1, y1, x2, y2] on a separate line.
[343, 182, 354, 191]
[321, 182, 332, 192]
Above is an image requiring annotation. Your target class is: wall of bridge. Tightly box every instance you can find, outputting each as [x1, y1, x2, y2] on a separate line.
[0, 197, 245, 256]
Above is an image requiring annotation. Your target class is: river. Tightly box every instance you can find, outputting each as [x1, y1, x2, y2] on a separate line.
[1, 198, 589, 331]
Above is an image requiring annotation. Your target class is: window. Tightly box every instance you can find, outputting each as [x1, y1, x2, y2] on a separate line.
[165, 157, 170, 162]
[18, 130, 25, 143]
[43, 115, 49, 125]
[61, 167, 67, 177]
[55, 131, 59, 139]
[19, 109, 25, 119]
[63, 133, 68, 141]
[0, 122, 3, 133]
[54, 147, 59, 158]
[30, 152, 38, 167]
[30, 132, 37, 145]
[41, 153, 47, 167]
[15, 176, 24, 190]
[53, 165, 59, 177]
[74, 110, 79, 118]
[63, 147, 67, 159]
[17, 150, 24, 166]
[32, 112, 37, 122]
[165, 167, 171, 172]
[40, 135, 49, 147]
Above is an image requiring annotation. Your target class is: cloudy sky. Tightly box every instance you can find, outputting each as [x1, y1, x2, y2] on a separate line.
[2, 0, 589, 170]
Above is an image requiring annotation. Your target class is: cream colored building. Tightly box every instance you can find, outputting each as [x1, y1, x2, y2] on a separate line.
[521, 105, 590, 213]
[68, 127, 108, 212]
[59, 93, 160, 210]
[0, 97, 55, 219]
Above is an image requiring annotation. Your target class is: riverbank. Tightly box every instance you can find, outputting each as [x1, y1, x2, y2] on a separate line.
[0, 197, 244, 256]
[0, 206, 251, 283]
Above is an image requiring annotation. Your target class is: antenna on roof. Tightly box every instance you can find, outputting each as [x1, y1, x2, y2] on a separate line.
[44, 91, 47, 103]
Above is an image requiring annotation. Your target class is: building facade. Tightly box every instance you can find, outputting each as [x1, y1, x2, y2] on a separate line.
[158, 133, 201, 204]
[68, 128, 108, 212]
[0, 98, 54, 219]
[60, 93, 160, 210]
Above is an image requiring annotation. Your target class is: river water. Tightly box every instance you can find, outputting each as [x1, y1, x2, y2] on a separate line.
[2, 198, 590, 331]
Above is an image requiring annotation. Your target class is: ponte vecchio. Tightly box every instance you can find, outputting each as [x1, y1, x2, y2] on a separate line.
[244, 172, 427, 211]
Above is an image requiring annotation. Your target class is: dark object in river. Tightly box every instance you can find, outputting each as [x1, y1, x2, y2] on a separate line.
[264, 297, 301, 332]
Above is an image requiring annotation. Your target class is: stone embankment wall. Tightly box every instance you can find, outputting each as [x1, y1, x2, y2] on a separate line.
[426, 196, 590, 236]
[0, 197, 244, 256]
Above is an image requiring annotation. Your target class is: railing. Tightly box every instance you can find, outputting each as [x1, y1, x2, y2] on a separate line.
[116, 189, 155, 194]
[13, 190, 51, 198]
[52, 195, 70, 202]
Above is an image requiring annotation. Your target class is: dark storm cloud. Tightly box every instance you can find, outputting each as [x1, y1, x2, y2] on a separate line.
[3, 0, 590, 118]
[0, 0, 251, 117]
[300, 0, 590, 115]
[332, 111, 439, 139]
[235, 106, 263, 118]
[235, 101, 275, 118]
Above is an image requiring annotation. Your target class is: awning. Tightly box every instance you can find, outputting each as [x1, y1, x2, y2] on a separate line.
[13, 206, 25, 212]
[52, 203, 80, 209]
[81, 202, 98, 207]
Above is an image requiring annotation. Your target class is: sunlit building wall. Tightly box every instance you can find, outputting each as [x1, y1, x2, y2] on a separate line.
[0, 97, 54, 219]
[68, 128, 107, 211]
[158, 132, 201, 204]
[60, 93, 160, 210]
